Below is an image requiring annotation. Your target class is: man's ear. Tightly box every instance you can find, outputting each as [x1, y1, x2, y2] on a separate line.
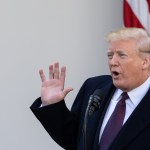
[142, 56, 150, 69]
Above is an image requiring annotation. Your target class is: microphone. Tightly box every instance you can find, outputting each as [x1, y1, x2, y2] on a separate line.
[82, 89, 102, 150]
[87, 89, 103, 116]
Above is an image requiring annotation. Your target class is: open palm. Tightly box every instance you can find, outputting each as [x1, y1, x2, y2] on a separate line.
[39, 62, 73, 106]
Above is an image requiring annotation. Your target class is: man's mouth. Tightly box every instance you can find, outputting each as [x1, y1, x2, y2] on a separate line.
[112, 71, 120, 77]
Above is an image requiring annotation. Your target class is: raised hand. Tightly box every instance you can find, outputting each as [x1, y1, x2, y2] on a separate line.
[39, 62, 73, 106]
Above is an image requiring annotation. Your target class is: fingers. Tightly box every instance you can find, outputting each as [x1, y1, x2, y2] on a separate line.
[49, 62, 63, 80]
[60, 66, 66, 84]
[40, 62, 66, 82]
[49, 64, 54, 79]
[53, 62, 59, 79]
[39, 69, 46, 82]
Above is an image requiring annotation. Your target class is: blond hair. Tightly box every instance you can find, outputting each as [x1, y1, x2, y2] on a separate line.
[107, 27, 150, 54]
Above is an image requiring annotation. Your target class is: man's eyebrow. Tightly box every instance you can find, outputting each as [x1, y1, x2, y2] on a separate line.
[107, 52, 113, 54]
[140, 50, 150, 54]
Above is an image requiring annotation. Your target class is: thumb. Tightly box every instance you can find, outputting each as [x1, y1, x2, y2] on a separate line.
[63, 87, 74, 97]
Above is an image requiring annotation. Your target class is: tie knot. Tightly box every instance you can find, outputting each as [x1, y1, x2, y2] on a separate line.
[121, 92, 129, 101]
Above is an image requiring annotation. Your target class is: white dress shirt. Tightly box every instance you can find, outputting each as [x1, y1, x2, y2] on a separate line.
[99, 76, 150, 140]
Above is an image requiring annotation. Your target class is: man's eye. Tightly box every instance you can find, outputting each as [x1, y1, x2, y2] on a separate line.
[107, 55, 113, 59]
[119, 54, 127, 58]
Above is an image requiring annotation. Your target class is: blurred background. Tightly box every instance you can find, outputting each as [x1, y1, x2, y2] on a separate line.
[0, 0, 123, 150]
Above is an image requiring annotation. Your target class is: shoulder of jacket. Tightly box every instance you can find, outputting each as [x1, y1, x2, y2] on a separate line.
[82, 75, 112, 89]
[86, 75, 112, 82]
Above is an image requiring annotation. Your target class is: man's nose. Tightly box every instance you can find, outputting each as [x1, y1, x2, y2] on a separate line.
[109, 55, 118, 66]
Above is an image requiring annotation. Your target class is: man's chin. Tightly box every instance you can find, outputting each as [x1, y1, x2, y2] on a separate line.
[113, 80, 124, 89]
[113, 82, 129, 91]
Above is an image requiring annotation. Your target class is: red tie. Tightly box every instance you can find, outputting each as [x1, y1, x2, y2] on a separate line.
[99, 92, 129, 150]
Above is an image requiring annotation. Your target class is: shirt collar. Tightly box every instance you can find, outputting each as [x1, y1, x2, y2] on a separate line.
[113, 76, 150, 106]
[127, 76, 150, 107]
[112, 77, 150, 107]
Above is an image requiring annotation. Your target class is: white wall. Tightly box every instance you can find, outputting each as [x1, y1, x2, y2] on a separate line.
[0, 0, 123, 150]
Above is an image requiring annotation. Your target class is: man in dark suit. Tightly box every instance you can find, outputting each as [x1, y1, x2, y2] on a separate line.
[30, 27, 150, 150]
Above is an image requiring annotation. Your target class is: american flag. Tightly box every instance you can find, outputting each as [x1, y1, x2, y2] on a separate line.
[123, 0, 150, 33]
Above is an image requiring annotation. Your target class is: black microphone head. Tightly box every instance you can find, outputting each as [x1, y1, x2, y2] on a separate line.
[88, 89, 103, 116]
[93, 89, 102, 98]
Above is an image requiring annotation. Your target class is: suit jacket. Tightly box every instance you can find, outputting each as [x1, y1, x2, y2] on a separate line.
[30, 75, 150, 150]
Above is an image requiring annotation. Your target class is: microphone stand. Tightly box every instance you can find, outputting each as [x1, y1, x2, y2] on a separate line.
[82, 101, 90, 150]
[82, 94, 101, 150]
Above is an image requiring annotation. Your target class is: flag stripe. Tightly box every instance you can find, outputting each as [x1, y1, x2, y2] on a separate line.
[123, 0, 144, 28]
[124, 0, 150, 33]
[127, 0, 149, 31]
[147, 0, 150, 12]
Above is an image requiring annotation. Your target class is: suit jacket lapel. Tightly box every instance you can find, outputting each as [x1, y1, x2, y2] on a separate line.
[110, 88, 150, 150]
